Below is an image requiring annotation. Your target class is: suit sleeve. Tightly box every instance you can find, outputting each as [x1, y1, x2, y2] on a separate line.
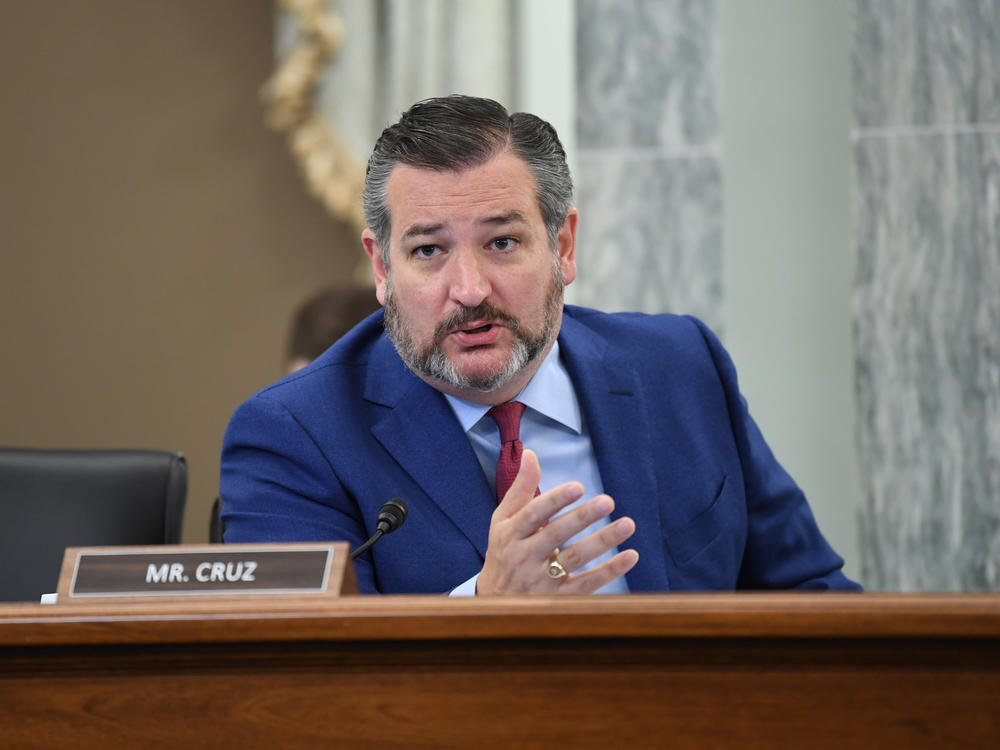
[219, 393, 380, 593]
[687, 317, 862, 591]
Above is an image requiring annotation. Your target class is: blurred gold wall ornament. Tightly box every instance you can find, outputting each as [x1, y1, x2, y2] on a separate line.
[261, 0, 366, 234]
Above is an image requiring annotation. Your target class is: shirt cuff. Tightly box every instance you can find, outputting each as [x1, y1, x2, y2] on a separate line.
[449, 573, 480, 597]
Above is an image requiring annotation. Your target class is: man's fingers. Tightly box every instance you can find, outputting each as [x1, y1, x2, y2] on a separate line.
[517, 492, 617, 552]
[542, 494, 615, 540]
[497, 450, 588, 536]
[509, 480, 586, 539]
[557, 549, 639, 594]
[495, 449, 543, 519]
[555, 515, 636, 573]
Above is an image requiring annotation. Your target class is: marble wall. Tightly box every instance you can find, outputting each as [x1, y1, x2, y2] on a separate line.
[573, 0, 723, 330]
[853, 0, 1000, 590]
[573, 1, 861, 580]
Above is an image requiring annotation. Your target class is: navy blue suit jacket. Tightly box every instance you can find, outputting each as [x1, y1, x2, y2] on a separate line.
[220, 306, 859, 593]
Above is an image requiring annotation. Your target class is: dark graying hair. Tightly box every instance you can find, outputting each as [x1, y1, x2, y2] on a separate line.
[363, 95, 573, 267]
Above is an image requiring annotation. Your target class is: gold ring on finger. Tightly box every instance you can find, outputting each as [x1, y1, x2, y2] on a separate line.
[546, 556, 568, 580]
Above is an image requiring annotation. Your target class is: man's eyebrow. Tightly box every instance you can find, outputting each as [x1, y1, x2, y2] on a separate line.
[480, 211, 529, 227]
[400, 223, 445, 241]
[400, 212, 528, 241]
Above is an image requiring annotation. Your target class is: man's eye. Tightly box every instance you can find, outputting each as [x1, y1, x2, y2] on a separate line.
[412, 245, 441, 258]
[490, 237, 518, 251]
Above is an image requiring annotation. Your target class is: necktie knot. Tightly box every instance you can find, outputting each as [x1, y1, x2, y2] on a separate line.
[487, 400, 527, 445]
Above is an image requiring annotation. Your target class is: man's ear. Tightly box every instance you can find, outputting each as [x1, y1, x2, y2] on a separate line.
[557, 207, 578, 285]
[362, 228, 388, 305]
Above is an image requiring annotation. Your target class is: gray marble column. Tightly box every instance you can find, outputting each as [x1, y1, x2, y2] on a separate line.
[852, 0, 1000, 590]
[574, 0, 723, 330]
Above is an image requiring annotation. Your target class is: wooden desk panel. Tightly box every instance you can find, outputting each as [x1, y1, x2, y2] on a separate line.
[1, 594, 998, 749]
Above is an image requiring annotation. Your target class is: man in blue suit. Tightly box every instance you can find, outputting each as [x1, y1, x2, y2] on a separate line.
[221, 95, 859, 595]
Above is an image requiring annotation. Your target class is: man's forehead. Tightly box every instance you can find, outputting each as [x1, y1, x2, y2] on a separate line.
[385, 153, 541, 238]
[385, 152, 536, 191]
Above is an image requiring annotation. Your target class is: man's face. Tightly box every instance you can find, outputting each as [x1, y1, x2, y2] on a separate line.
[362, 151, 577, 405]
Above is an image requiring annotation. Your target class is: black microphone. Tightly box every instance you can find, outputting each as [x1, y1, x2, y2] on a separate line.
[350, 497, 409, 560]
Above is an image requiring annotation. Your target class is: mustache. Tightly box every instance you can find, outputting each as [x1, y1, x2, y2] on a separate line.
[433, 302, 521, 342]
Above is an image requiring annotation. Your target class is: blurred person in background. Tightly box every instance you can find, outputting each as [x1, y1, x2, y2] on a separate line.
[285, 285, 381, 374]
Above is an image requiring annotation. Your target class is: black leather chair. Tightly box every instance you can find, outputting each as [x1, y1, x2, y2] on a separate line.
[209, 495, 225, 543]
[0, 448, 187, 602]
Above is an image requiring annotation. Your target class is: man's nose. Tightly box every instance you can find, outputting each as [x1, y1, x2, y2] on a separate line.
[448, 250, 491, 307]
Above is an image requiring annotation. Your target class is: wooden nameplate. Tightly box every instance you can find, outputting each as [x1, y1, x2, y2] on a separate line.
[55, 542, 358, 603]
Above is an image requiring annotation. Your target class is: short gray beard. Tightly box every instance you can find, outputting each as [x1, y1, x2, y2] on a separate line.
[383, 267, 564, 393]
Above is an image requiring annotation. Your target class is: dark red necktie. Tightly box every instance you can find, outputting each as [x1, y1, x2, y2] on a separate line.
[486, 401, 530, 503]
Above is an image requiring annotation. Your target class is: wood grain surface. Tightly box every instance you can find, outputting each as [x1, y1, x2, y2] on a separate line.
[1, 593, 998, 748]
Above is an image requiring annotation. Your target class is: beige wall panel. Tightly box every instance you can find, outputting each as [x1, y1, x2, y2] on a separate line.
[0, 1, 364, 542]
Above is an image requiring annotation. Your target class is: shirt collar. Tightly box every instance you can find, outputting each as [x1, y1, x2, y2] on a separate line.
[444, 341, 582, 434]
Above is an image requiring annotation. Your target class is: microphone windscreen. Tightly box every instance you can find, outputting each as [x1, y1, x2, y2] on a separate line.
[376, 497, 408, 534]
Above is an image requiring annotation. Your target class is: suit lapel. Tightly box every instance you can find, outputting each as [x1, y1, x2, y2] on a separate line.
[559, 314, 670, 591]
[364, 336, 493, 558]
